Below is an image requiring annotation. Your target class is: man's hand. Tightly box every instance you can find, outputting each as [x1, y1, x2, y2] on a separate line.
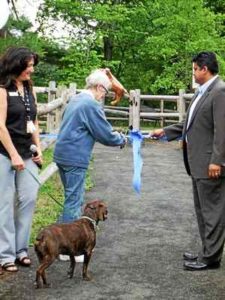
[150, 128, 165, 139]
[208, 164, 221, 179]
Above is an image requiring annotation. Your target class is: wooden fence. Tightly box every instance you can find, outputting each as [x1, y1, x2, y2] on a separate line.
[129, 89, 194, 130]
[36, 81, 193, 184]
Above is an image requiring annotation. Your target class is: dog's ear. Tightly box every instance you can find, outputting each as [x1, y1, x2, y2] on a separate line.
[99, 202, 106, 209]
[84, 200, 100, 210]
[84, 200, 106, 213]
[84, 203, 95, 210]
[98, 203, 108, 221]
[85, 200, 103, 209]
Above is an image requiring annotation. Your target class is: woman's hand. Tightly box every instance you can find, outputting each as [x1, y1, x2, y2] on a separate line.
[31, 146, 43, 166]
[11, 153, 25, 171]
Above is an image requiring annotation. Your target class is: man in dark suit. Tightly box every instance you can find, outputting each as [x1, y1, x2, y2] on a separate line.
[152, 51, 225, 270]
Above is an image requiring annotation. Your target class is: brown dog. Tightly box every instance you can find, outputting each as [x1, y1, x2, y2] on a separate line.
[34, 200, 108, 288]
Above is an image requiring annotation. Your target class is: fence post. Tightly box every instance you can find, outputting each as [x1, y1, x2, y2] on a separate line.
[132, 89, 141, 130]
[129, 90, 134, 129]
[69, 83, 77, 97]
[47, 81, 56, 132]
[160, 99, 164, 127]
[178, 89, 186, 122]
[55, 85, 67, 130]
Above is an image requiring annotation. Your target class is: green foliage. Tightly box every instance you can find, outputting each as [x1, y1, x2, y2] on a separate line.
[204, 0, 225, 14]
[2, 0, 225, 95]
[37, 0, 225, 94]
[57, 43, 102, 87]
[0, 17, 45, 55]
[0, 17, 64, 88]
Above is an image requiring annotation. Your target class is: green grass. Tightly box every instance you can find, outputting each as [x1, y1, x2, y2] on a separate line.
[30, 148, 94, 245]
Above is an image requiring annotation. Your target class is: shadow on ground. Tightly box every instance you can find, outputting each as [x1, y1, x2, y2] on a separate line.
[1, 141, 225, 300]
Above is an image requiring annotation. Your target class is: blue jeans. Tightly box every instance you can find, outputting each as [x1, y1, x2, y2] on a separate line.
[57, 164, 87, 223]
[0, 154, 39, 265]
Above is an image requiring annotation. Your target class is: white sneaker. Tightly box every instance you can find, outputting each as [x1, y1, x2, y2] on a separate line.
[59, 254, 70, 261]
[59, 254, 84, 263]
[75, 255, 84, 263]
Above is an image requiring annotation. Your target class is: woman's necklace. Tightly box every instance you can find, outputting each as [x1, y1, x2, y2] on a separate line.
[17, 86, 24, 96]
[16, 83, 36, 134]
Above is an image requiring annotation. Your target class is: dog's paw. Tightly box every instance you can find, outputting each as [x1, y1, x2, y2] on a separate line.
[83, 274, 92, 281]
[34, 282, 41, 289]
[34, 281, 42, 289]
[43, 282, 51, 288]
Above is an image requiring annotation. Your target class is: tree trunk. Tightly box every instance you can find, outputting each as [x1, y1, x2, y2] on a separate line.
[0, 28, 7, 38]
[103, 36, 113, 61]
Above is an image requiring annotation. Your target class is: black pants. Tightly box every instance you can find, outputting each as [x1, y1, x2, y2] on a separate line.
[192, 177, 225, 264]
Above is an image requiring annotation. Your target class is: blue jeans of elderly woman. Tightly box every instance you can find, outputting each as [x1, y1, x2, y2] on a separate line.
[57, 164, 87, 223]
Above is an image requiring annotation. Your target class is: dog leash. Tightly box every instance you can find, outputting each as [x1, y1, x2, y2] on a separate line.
[25, 167, 64, 208]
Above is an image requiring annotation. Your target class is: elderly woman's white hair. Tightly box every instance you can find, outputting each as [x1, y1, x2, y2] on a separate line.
[85, 69, 112, 90]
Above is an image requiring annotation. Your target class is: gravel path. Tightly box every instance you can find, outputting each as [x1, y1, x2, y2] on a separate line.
[1, 141, 225, 300]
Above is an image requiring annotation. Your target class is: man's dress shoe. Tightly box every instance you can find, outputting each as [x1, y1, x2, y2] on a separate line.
[183, 260, 220, 271]
[183, 252, 198, 261]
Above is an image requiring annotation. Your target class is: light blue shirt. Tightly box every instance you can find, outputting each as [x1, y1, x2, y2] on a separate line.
[187, 75, 218, 129]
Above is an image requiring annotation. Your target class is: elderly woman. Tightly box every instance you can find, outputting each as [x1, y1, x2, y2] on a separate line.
[54, 69, 126, 226]
[0, 47, 42, 273]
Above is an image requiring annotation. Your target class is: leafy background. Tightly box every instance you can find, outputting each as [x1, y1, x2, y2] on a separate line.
[2, 0, 225, 95]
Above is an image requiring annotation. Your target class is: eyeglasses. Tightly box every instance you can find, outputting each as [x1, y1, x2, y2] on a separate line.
[101, 85, 109, 95]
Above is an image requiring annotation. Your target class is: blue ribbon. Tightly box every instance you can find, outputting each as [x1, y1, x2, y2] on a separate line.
[129, 130, 144, 195]
[41, 130, 178, 196]
[40, 133, 58, 138]
[128, 130, 184, 195]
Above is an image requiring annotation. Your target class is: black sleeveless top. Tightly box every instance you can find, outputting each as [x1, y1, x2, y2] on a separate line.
[0, 85, 37, 159]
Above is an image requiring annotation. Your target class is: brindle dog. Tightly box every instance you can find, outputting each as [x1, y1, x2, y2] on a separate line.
[34, 200, 108, 288]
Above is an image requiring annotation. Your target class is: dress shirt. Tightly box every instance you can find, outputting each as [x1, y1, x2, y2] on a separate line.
[187, 75, 218, 130]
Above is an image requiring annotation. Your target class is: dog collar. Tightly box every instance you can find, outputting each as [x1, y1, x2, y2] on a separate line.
[81, 216, 98, 231]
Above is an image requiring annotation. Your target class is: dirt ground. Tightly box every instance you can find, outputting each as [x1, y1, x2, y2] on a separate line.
[1, 141, 225, 300]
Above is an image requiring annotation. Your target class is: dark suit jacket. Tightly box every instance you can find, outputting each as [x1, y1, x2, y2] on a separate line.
[164, 77, 225, 178]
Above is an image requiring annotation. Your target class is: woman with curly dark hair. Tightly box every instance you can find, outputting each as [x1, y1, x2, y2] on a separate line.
[0, 47, 42, 273]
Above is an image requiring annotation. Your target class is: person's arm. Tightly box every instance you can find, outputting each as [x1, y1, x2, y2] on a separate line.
[0, 88, 25, 170]
[164, 122, 184, 141]
[85, 103, 126, 146]
[151, 121, 184, 141]
[31, 91, 43, 165]
[208, 87, 225, 178]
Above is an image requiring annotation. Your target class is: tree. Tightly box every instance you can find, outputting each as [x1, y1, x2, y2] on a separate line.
[1, 0, 224, 96]
[0, 7, 65, 88]
[38, 0, 225, 95]
[204, 0, 225, 37]
[138, 0, 225, 93]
